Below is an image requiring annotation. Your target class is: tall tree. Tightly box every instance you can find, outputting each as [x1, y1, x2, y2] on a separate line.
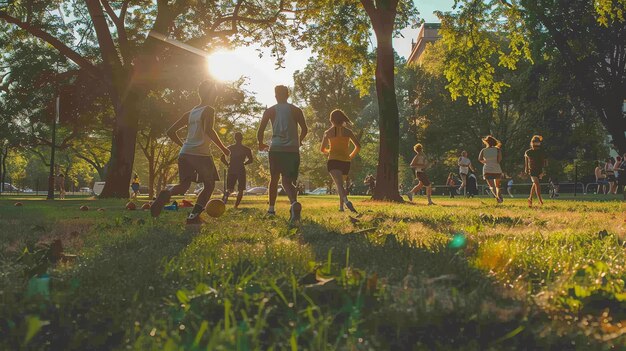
[438, 0, 626, 153]
[295, 0, 418, 201]
[1, 0, 295, 197]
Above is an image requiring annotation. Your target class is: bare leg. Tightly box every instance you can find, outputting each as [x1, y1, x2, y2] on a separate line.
[234, 190, 244, 208]
[486, 179, 495, 198]
[494, 179, 502, 201]
[196, 181, 215, 208]
[410, 183, 424, 194]
[169, 181, 192, 198]
[460, 174, 467, 194]
[534, 179, 543, 205]
[268, 176, 279, 207]
[426, 185, 434, 205]
[281, 177, 298, 204]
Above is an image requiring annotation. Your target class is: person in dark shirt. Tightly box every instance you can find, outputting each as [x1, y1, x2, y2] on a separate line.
[221, 132, 253, 208]
[524, 135, 547, 207]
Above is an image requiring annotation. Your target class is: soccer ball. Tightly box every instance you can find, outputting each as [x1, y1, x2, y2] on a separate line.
[205, 199, 225, 218]
[125, 202, 137, 210]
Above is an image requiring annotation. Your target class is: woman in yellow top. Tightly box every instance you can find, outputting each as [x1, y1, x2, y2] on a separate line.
[320, 110, 361, 212]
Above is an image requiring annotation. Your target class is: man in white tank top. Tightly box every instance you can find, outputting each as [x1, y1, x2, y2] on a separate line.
[257, 85, 308, 223]
[151, 80, 230, 224]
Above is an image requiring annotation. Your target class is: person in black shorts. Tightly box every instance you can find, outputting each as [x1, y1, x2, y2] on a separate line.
[524, 135, 547, 207]
[151, 80, 230, 224]
[257, 85, 308, 223]
[220, 132, 253, 208]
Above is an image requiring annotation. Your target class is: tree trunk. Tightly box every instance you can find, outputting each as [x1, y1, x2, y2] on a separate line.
[148, 156, 156, 199]
[1, 146, 7, 193]
[100, 100, 140, 198]
[372, 28, 403, 202]
[601, 102, 626, 155]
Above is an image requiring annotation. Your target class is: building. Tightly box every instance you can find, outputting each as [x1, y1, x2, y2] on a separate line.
[407, 23, 441, 65]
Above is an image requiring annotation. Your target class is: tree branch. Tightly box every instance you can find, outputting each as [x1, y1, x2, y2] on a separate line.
[0, 11, 102, 79]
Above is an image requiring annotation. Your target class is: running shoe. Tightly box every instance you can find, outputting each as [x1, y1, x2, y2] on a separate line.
[289, 202, 302, 224]
[406, 192, 414, 201]
[151, 190, 171, 218]
[185, 212, 203, 225]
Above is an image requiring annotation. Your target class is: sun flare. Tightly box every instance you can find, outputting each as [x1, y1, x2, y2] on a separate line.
[206, 50, 245, 82]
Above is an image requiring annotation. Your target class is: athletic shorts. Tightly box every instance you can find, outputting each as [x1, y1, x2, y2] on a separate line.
[131, 183, 140, 192]
[327, 160, 351, 175]
[415, 172, 431, 186]
[269, 151, 300, 179]
[607, 175, 616, 182]
[227, 172, 246, 192]
[484, 173, 502, 180]
[178, 153, 219, 184]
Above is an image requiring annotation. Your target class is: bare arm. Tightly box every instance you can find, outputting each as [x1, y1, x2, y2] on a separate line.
[203, 108, 229, 157]
[410, 155, 419, 168]
[257, 108, 271, 151]
[244, 147, 254, 165]
[166, 113, 189, 147]
[295, 107, 308, 146]
[497, 148, 502, 163]
[347, 129, 361, 160]
[478, 149, 485, 164]
[220, 153, 229, 166]
[524, 155, 529, 173]
[320, 132, 330, 154]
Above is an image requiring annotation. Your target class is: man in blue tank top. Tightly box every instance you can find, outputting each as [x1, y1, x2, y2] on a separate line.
[151, 80, 230, 224]
[257, 85, 308, 223]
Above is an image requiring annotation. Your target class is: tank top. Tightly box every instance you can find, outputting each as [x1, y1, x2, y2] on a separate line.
[458, 156, 471, 174]
[328, 126, 351, 162]
[180, 106, 212, 156]
[269, 103, 299, 152]
[481, 147, 502, 174]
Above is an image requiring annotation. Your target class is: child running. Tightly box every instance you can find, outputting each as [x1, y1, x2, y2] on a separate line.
[151, 80, 230, 224]
[220, 132, 253, 208]
[478, 135, 504, 203]
[524, 135, 547, 207]
[320, 109, 361, 212]
[457, 151, 475, 195]
[406, 143, 434, 205]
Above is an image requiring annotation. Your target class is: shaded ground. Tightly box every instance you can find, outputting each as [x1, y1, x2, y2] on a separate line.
[0, 194, 624, 350]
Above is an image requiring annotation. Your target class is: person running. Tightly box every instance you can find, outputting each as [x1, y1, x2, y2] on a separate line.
[320, 109, 361, 212]
[478, 135, 504, 203]
[406, 143, 434, 205]
[364, 174, 376, 195]
[524, 135, 547, 207]
[457, 151, 475, 195]
[257, 85, 308, 223]
[130, 173, 140, 200]
[605, 157, 617, 194]
[446, 173, 457, 198]
[595, 161, 608, 194]
[56, 172, 66, 199]
[220, 132, 253, 208]
[151, 80, 230, 224]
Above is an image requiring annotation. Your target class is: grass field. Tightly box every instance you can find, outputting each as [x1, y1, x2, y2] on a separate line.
[1, 194, 625, 350]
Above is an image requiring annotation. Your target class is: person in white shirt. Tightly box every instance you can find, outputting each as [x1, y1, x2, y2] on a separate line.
[507, 178, 514, 198]
[478, 135, 504, 203]
[406, 143, 434, 205]
[457, 151, 475, 196]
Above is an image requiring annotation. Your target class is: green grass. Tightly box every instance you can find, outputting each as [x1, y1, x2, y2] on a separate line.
[0, 194, 625, 350]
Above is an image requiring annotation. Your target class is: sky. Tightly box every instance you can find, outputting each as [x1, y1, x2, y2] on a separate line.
[207, 0, 456, 106]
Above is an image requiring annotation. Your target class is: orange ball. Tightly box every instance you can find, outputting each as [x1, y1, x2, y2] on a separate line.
[141, 203, 151, 210]
[125, 201, 137, 210]
[14, 202, 23, 207]
[205, 199, 225, 218]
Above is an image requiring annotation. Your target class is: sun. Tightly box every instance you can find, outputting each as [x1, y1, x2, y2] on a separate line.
[206, 50, 245, 82]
